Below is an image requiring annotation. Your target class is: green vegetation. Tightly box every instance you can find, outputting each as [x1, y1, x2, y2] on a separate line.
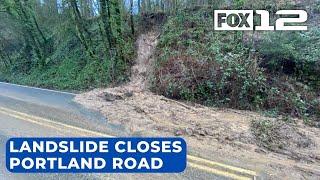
[0, 0, 319, 125]
[153, 5, 320, 125]
[251, 118, 312, 151]
[0, 0, 135, 91]
[258, 30, 320, 83]
[153, 10, 267, 109]
[0, 0, 187, 90]
[251, 119, 288, 150]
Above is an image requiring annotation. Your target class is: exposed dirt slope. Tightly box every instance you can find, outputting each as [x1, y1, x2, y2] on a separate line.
[75, 32, 320, 179]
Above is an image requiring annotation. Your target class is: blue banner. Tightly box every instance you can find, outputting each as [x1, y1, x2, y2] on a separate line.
[6, 138, 187, 173]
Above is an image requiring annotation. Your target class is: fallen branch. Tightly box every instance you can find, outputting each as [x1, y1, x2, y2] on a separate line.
[153, 33, 161, 41]
[160, 97, 198, 113]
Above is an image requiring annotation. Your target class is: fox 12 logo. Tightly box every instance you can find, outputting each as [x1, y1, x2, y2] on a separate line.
[214, 10, 308, 31]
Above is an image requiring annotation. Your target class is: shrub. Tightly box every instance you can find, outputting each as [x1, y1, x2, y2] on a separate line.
[257, 29, 320, 87]
[251, 119, 313, 151]
[154, 9, 320, 125]
[154, 10, 267, 109]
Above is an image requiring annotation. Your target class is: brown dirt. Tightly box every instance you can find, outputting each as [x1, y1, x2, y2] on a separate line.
[75, 32, 320, 179]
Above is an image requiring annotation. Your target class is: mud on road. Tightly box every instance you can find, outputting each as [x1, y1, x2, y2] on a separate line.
[75, 32, 320, 179]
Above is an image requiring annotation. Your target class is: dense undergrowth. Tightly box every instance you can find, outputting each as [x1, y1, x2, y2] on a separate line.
[153, 10, 320, 126]
[1, 0, 319, 126]
[0, 0, 136, 91]
[0, 18, 134, 91]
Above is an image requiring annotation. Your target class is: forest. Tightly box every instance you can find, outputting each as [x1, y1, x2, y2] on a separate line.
[0, 0, 194, 90]
[0, 0, 319, 127]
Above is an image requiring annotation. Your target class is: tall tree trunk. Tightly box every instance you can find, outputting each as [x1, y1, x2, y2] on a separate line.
[137, 0, 141, 14]
[110, 0, 124, 60]
[16, 0, 46, 67]
[99, 0, 113, 52]
[69, 0, 96, 60]
[130, 0, 135, 36]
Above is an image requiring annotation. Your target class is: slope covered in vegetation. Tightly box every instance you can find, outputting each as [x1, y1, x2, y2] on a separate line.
[0, 1, 319, 126]
[0, 0, 135, 90]
[153, 6, 320, 125]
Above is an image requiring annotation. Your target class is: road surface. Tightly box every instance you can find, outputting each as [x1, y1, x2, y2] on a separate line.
[0, 82, 258, 180]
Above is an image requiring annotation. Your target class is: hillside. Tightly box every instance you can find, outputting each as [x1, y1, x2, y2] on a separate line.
[1, 0, 320, 179]
[75, 30, 320, 180]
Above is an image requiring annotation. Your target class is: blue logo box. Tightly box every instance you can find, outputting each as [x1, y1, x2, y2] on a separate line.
[6, 138, 187, 173]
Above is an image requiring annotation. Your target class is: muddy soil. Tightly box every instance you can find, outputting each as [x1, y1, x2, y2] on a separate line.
[75, 32, 320, 179]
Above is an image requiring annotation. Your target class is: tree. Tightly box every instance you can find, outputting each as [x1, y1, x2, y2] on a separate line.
[69, 0, 96, 60]
[130, 0, 135, 35]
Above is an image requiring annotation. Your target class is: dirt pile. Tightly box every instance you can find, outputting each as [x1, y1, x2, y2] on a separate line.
[75, 32, 320, 179]
[251, 119, 317, 162]
[75, 31, 256, 144]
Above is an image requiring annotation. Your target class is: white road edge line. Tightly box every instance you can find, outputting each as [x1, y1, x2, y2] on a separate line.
[0, 82, 76, 95]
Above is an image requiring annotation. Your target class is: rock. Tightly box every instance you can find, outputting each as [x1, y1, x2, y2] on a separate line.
[255, 148, 267, 154]
[124, 91, 134, 97]
[104, 93, 123, 101]
[205, 129, 214, 136]
[134, 106, 144, 113]
[185, 127, 194, 136]
[174, 130, 184, 136]
[197, 128, 206, 136]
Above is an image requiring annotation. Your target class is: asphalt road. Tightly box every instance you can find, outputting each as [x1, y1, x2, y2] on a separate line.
[0, 82, 257, 180]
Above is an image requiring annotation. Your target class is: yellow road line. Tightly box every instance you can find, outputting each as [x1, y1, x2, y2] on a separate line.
[0, 107, 111, 137]
[0, 106, 257, 179]
[188, 162, 252, 180]
[188, 155, 258, 176]
[0, 110, 76, 135]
